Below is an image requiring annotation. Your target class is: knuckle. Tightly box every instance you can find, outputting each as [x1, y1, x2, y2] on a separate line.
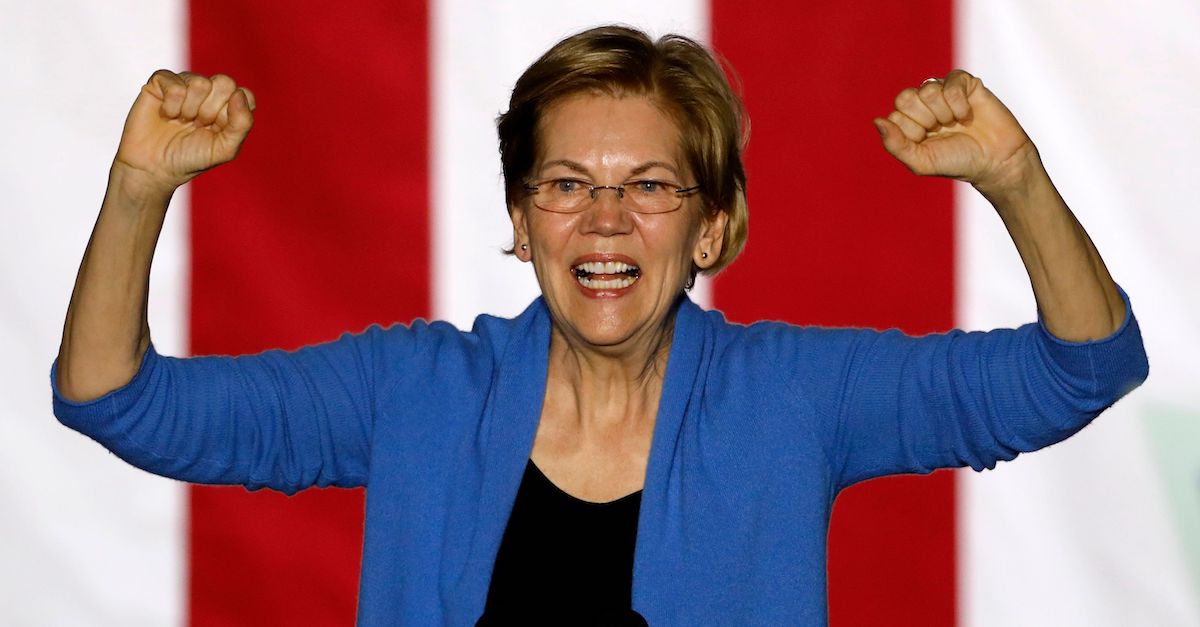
[948, 69, 981, 93]
[895, 88, 920, 108]
[209, 73, 236, 91]
[917, 83, 942, 101]
[186, 75, 212, 92]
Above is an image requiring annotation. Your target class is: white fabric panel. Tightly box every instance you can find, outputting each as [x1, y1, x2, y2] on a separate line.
[432, 1, 711, 327]
[0, 2, 186, 625]
[957, 1, 1200, 625]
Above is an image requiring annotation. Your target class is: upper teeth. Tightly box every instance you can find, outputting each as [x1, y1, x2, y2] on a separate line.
[574, 261, 637, 274]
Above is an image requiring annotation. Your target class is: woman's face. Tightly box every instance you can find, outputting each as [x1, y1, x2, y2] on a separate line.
[510, 94, 725, 353]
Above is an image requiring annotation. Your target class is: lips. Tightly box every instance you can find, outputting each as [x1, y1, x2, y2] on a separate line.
[570, 254, 641, 291]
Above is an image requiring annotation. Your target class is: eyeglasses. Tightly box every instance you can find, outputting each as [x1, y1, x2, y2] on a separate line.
[523, 178, 701, 214]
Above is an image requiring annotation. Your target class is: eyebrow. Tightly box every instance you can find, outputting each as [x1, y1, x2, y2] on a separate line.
[539, 159, 590, 175]
[630, 161, 680, 177]
[538, 159, 682, 179]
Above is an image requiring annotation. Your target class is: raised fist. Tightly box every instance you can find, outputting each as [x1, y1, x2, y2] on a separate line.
[114, 70, 255, 193]
[874, 70, 1039, 197]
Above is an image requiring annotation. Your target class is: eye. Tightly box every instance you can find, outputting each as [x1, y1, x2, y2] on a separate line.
[630, 180, 667, 194]
[552, 179, 586, 194]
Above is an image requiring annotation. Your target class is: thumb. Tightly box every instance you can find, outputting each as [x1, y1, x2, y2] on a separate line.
[225, 87, 255, 136]
[874, 116, 929, 174]
[874, 117, 912, 159]
[211, 88, 254, 164]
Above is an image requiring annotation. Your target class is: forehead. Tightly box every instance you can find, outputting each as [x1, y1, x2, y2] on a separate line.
[536, 94, 684, 172]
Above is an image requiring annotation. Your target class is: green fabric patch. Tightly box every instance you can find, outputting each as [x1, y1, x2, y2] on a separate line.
[1143, 404, 1200, 592]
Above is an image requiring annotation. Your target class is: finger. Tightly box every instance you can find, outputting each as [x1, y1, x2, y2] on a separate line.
[179, 74, 212, 121]
[197, 74, 237, 126]
[887, 110, 926, 143]
[894, 87, 938, 130]
[874, 117, 919, 164]
[148, 70, 187, 119]
[215, 86, 256, 128]
[917, 80, 956, 126]
[224, 88, 255, 136]
[209, 89, 254, 166]
[942, 69, 976, 120]
[875, 117, 936, 176]
[240, 87, 256, 111]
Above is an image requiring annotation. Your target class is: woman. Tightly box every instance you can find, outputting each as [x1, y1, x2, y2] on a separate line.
[53, 26, 1147, 625]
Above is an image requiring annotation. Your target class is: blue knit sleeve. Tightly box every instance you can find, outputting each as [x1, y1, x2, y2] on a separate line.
[790, 289, 1149, 490]
[50, 324, 402, 494]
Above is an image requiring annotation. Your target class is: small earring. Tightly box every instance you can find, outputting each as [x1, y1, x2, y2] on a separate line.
[520, 244, 528, 251]
[701, 251, 709, 259]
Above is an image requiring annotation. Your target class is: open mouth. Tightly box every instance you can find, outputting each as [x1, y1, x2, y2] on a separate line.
[572, 260, 641, 290]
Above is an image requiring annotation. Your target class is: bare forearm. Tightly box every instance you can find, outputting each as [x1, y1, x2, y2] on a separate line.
[56, 164, 174, 401]
[874, 72, 1127, 341]
[980, 156, 1125, 342]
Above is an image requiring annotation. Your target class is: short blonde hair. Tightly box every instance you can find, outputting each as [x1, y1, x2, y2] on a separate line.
[497, 25, 749, 276]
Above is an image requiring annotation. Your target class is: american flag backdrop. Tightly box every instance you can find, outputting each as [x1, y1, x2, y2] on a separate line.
[3, 1, 1198, 625]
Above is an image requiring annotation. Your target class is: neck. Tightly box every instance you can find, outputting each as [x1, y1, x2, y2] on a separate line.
[545, 300, 678, 429]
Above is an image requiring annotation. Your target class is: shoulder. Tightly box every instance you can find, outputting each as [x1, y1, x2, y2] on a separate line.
[356, 298, 549, 388]
[694, 304, 880, 371]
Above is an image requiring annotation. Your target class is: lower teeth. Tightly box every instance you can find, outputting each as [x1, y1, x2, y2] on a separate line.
[578, 275, 636, 289]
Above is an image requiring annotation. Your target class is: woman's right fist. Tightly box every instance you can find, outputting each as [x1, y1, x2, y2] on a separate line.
[114, 70, 255, 193]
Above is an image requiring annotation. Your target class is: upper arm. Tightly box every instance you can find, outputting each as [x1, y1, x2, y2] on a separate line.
[784, 297, 1147, 490]
[52, 323, 409, 493]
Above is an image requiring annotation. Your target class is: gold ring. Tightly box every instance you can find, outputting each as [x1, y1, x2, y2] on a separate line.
[921, 77, 943, 87]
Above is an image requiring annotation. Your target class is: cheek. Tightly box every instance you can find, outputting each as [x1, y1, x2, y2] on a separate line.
[532, 217, 575, 246]
[527, 215, 578, 269]
[647, 221, 703, 283]
[674, 215, 705, 258]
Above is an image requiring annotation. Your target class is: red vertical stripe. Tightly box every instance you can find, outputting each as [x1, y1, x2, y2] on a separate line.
[188, 2, 428, 624]
[710, 3, 956, 625]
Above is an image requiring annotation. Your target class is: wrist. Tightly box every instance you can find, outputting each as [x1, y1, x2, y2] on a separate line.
[972, 143, 1048, 207]
[107, 161, 180, 207]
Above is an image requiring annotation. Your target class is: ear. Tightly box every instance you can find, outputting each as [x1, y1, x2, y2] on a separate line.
[692, 208, 727, 270]
[510, 202, 532, 262]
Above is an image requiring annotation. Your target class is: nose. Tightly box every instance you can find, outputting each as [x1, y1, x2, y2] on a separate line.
[580, 185, 633, 236]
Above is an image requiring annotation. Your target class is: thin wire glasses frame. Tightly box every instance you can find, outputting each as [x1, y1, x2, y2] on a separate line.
[523, 178, 701, 214]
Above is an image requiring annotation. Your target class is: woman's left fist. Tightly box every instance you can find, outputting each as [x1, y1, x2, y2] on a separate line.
[875, 70, 1039, 196]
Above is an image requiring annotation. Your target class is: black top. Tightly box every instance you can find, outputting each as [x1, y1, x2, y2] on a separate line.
[476, 460, 647, 626]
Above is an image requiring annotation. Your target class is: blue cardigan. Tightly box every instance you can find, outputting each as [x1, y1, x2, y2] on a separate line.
[52, 294, 1148, 625]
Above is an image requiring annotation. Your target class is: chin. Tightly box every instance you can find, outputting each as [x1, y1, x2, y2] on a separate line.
[570, 310, 640, 348]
